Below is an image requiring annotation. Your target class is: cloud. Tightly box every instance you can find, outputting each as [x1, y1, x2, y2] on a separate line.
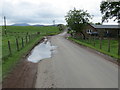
[0, 0, 117, 25]
[1, 0, 65, 24]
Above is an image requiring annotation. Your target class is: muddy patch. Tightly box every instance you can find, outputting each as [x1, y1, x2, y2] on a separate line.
[2, 37, 45, 88]
[2, 36, 57, 88]
[2, 60, 37, 88]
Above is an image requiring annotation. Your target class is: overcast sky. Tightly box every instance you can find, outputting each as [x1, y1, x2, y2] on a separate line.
[0, 0, 118, 25]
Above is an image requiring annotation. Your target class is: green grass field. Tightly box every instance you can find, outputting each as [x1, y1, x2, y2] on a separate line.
[2, 26, 59, 59]
[69, 37, 119, 59]
[2, 26, 60, 78]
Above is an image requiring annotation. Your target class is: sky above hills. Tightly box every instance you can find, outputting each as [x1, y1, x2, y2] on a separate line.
[0, 0, 118, 25]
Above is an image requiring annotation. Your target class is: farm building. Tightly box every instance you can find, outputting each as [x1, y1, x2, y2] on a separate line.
[85, 24, 120, 37]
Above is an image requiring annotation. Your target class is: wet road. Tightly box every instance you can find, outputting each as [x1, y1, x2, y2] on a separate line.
[35, 33, 118, 88]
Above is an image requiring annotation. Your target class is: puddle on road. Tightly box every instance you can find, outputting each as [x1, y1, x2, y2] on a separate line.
[27, 39, 57, 63]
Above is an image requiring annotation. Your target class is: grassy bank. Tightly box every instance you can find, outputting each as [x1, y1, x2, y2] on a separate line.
[2, 35, 43, 78]
[2, 26, 60, 59]
[69, 37, 119, 60]
[2, 26, 60, 78]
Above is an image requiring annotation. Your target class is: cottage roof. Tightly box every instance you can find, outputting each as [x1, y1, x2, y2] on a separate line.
[91, 25, 120, 29]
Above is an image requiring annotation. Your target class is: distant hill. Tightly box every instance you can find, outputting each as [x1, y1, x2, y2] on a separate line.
[46, 24, 58, 26]
[32, 24, 44, 26]
[32, 24, 58, 26]
[10, 23, 59, 26]
[11, 23, 30, 26]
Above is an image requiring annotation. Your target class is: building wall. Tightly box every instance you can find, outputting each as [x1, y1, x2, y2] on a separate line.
[84, 24, 118, 38]
[97, 29, 118, 37]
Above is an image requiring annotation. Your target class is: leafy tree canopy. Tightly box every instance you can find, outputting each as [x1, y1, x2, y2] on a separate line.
[95, 22, 102, 25]
[65, 8, 92, 33]
[100, 1, 120, 23]
[57, 24, 66, 31]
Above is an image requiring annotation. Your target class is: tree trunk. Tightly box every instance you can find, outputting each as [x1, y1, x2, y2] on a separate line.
[80, 32, 86, 39]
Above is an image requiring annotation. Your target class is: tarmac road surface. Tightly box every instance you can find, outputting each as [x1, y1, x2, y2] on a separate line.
[35, 32, 118, 88]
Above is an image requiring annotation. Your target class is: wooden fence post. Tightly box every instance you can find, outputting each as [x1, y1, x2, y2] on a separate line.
[5, 30, 7, 35]
[118, 29, 120, 60]
[88, 35, 90, 43]
[90, 35, 92, 44]
[37, 32, 40, 35]
[93, 36, 96, 47]
[100, 36, 102, 49]
[16, 38, 19, 51]
[8, 40, 12, 55]
[26, 32, 28, 35]
[22, 38, 24, 48]
[29, 35, 30, 42]
[26, 36, 28, 43]
[108, 37, 110, 52]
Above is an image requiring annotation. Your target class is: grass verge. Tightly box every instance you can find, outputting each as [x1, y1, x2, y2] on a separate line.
[2, 26, 61, 78]
[68, 37, 119, 60]
[2, 35, 43, 78]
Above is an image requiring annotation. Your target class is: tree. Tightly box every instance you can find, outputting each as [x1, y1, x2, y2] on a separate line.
[57, 24, 66, 31]
[100, 1, 120, 23]
[100, 1, 120, 60]
[65, 8, 92, 39]
[95, 22, 102, 25]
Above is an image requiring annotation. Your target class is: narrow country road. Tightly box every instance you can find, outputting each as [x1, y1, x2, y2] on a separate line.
[35, 32, 118, 88]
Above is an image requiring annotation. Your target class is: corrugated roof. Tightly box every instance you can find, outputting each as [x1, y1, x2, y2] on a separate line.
[91, 25, 120, 29]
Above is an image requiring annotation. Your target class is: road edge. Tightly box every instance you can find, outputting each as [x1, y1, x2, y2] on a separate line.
[67, 37, 119, 66]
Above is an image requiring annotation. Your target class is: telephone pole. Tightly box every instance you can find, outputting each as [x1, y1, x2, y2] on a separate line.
[53, 20, 55, 26]
[4, 16, 7, 35]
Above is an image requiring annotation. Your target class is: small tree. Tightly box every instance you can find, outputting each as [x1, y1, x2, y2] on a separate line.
[65, 8, 92, 39]
[58, 24, 66, 31]
[95, 22, 102, 25]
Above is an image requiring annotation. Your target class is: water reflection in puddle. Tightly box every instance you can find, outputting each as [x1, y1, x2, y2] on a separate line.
[27, 40, 57, 63]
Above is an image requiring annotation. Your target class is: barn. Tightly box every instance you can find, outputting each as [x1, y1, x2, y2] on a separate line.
[85, 24, 120, 37]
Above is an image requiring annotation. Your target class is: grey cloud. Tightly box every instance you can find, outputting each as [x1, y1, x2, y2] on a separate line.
[1, 0, 116, 25]
[1, 1, 65, 24]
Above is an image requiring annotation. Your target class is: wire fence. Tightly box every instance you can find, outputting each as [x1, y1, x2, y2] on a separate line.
[2, 32, 40, 61]
[74, 35, 119, 59]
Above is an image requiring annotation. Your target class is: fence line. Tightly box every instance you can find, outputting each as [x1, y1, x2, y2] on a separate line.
[108, 38, 110, 52]
[75, 35, 118, 58]
[8, 40, 12, 55]
[21, 37, 24, 48]
[16, 38, 19, 51]
[26, 36, 28, 43]
[3, 30, 60, 60]
[99, 37, 102, 49]
[2, 32, 40, 61]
